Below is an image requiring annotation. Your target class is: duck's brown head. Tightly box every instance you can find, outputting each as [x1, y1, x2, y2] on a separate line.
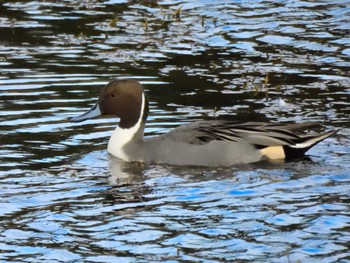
[71, 79, 148, 129]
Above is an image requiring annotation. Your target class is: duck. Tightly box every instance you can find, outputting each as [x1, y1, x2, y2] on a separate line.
[71, 79, 337, 166]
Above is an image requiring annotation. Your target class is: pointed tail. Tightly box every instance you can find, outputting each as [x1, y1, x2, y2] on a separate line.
[283, 129, 339, 159]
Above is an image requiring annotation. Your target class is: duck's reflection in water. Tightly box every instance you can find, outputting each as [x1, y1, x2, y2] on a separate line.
[104, 157, 154, 205]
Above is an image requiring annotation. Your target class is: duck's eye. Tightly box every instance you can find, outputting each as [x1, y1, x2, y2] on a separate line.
[111, 93, 117, 97]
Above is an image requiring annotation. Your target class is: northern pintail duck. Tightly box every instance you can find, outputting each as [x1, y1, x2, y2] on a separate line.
[71, 79, 337, 166]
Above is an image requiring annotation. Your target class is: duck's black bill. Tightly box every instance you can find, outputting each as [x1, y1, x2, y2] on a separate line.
[71, 104, 102, 122]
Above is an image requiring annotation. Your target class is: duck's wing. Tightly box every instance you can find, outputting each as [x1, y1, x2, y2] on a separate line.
[162, 120, 300, 145]
[163, 120, 337, 158]
[193, 121, 305, 146]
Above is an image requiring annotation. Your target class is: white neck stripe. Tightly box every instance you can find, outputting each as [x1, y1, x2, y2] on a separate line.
[107, 92, 145, 161]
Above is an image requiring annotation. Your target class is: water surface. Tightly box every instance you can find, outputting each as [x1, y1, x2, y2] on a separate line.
[0, 0, 349, 262]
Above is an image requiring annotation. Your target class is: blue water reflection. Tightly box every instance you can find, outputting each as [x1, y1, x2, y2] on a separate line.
[0, 0, 349, 262]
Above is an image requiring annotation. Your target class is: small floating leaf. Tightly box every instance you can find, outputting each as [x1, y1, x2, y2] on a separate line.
[10, 18, 16, 34]
[76, 32, 86, 39]
[143, 17, 148, 32]
[109, 17, 118, 27]
[173, 5, 182, 19]
[213, 106, 218, 119]
[201, 17, 205, 27]
[265, 90, 270, 100]
[264, 73, 269, 87]
[254, 83, 260, 95]
[210, 60, 217, 70]
[275, 84, 282, 92]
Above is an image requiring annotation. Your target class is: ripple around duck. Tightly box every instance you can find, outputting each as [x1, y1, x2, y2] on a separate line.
[1, 149, 350, 262]
[0, 142, 349, 260]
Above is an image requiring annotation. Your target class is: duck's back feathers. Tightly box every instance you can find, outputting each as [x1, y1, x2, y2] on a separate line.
[162, 120, 337, 160]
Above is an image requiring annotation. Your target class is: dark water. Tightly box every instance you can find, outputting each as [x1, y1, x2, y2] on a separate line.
[1, 0, 350, 262]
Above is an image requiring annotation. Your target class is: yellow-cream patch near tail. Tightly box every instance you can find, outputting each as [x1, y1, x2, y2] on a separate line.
[260, 146, 286, 160]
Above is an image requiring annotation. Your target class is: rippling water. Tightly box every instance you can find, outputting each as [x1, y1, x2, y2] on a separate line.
[0, 0, 349, 262]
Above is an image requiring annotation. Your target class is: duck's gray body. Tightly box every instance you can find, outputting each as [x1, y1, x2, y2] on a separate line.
[121, 121, 259, 166]
[71, 79, 337, 167]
